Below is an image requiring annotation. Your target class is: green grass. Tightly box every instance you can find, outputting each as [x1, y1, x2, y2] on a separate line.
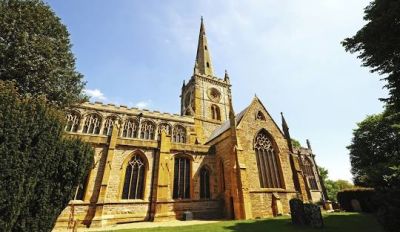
[103, 212, 384, 232]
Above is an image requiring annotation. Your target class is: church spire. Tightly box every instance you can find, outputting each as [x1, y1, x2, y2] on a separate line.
[194, 17, 214, 76]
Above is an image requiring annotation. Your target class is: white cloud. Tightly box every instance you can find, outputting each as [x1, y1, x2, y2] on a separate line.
[135, 100, 152, 109]
[84, 88, 107, 101]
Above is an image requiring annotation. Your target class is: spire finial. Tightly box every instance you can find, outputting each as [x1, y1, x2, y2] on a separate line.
[306, 139, 312, 150]
[281, 112, 293, 152]
[224, 69, 230, 83]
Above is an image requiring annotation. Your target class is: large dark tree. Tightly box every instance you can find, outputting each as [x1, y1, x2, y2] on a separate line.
[342, 0, 400, 112]
[0, 0, 86, 107]
[0, 81, 94, 231]
[0, 1, 94, 231]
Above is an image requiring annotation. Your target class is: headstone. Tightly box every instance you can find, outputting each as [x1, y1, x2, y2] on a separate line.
[324, 200, 333, 211]
[351, 199, 362, 212]
[289, 198, 306, 225]
[183, 211, 193, 221]
[304, 203, 324, 228]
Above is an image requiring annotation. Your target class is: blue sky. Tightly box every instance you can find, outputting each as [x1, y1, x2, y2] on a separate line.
[46, 0, 386, 182]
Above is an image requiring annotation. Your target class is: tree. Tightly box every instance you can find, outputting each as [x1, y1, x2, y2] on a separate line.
[342, 0, 400, 112]
[318, 166, 354, 201]
[0, 81, 94, 232]
[291, 139, 301, 149]
[347, 112, 400, 231]
[318, 166, 328, 183]
[347, 113, 400, 187]
[0, 0, 86, 108]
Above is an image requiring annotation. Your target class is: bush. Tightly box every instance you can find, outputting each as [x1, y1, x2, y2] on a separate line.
[0, 81, 94, 232]
[337, 188, 376, 213]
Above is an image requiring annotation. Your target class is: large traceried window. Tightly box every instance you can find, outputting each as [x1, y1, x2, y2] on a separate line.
[140, 120, 155, 140]
[122, 118, 139, 138]
[302, 158, 318, 190]
[173, 156, 191, 199]
[122, 155, 146, 199]
[211, 104, 221, 121]
[82, 114, 101, 134]
[200, 167, 211, 199]
[103, 117, 116, 136]
[157, 123, 171, 140]
[254, 130, 283, 188]
[65, 111, 80, 132]
[172, 125, 186, 143]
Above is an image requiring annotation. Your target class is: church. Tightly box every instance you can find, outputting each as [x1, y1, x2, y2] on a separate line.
[55, 19, 326, 229]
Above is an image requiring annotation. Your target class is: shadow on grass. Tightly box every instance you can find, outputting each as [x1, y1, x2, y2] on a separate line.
[223, 213, 384, 232]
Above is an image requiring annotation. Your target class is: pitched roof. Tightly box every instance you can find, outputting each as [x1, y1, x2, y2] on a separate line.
[206, 107, 248, 143]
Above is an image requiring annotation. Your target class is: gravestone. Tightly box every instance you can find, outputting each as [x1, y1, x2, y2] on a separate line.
[304, 203, 324, 228]
[351, 199, 362, 212]
[183, 211, 193, 221]
[289, 198, 306, 225]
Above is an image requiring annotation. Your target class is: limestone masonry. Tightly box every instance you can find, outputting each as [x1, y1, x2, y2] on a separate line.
[55, 18, 326, 229]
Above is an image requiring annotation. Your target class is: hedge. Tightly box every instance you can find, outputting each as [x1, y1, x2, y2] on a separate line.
[337, 188, 376, 213]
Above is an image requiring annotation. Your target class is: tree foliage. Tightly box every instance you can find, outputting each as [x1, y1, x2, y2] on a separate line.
[0, 81, 94, 231]
[342, 0, 400, 112]
[291, 139, 301, 149]
[347, 112, 400, 232]
[318, 166, 354, 201]
[347, 113, 400, 187]
[0, 0, 86, 107]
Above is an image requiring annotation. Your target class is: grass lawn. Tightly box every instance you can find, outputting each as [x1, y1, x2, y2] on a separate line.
[105, 212, 384, 232]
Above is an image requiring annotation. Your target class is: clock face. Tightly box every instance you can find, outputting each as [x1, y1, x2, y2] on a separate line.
[208, 87, 221, 103]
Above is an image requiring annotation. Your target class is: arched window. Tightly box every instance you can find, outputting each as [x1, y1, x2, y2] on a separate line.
[173, 125, 186, 143]
[302, 158, 318, 190]
[65, 111, 80, 132]
[122, 155, 146, 199]
[200, 167, 210, 199]
[173, 156, 190, 199]
[254, 130, 283, 188]
[103, 117, 116, 136]
[140, 120, 155, 140]
[157, 123, 171, 140]
[122, 118, 139, 138]
[256, 111, 266, 121]
[82, 114, 101, 134]
[211, 104, 221, 121]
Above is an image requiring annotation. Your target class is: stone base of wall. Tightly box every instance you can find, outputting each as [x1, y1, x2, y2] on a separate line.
[54, 200, 223, 230]
[249, 191, 297, 219]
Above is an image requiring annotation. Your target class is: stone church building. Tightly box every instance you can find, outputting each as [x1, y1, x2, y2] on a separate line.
[55, 19, 326, 229]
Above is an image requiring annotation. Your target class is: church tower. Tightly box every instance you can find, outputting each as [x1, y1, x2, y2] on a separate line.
[181, 18, 232, 142]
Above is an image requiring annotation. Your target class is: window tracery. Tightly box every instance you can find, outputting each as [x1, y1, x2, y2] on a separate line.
[65, 111, 80, 132]
[302, 157, 318, 190]
[122, 155, 146, 199]
[103, 116, 116, 136]
[122, 118, 139, 138]
[82, 114, 101, 134]
[172, 125, 186, 143]
[254, 130, 283, 188]
[173, 156, 191, 199]
[140, 120, 155, 140]
[157, 123, 171, 140]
